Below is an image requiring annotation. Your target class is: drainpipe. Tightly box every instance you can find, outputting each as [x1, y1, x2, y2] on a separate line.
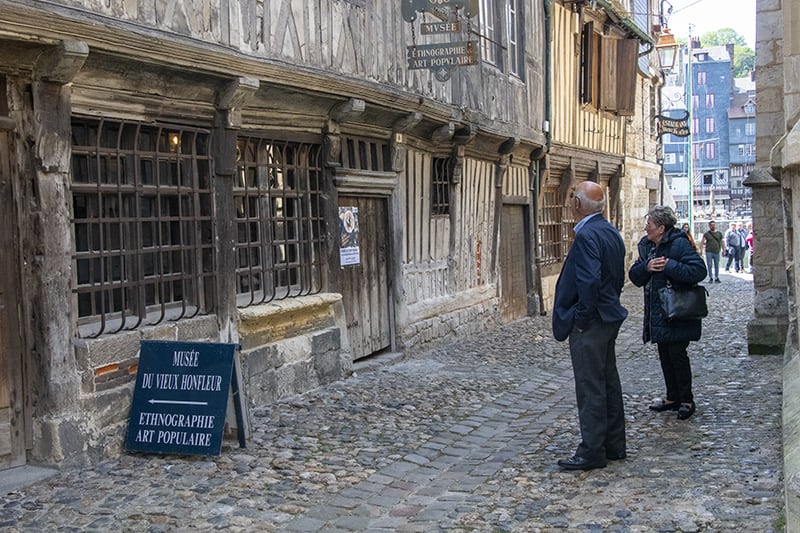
[532, 0, 553, 316]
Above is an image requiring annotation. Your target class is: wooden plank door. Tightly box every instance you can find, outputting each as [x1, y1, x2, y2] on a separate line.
[0, 128, 26, 470]
[338, 196, 391, 359]
[500, 204, 529, 321]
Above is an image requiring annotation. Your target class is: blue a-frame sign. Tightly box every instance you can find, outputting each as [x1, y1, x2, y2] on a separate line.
[125, 340, 237, 456]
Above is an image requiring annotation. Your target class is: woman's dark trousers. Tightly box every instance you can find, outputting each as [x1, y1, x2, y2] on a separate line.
[656, 340, 693, 404]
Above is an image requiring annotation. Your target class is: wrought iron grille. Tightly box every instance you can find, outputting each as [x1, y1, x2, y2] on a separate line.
[71, 118, 216, 337]
[431, 157, 451, 216]
[537, 187, 575, 266]
[234, 137, 324, 307]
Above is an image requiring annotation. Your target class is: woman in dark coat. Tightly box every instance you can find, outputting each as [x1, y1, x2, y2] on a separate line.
[629, 206, 708, 420]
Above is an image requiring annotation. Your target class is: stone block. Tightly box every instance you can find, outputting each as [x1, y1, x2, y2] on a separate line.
[747, 316, 789, 354]
[174, 315, 220, 341]
[73, 331, 140, 371]
[141, 322, 179, 341]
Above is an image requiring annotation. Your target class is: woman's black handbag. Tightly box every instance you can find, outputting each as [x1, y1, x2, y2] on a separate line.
[658, 281, 709, 320]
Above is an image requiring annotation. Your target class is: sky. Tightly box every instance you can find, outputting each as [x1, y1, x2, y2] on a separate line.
[664, 0, 756, 48]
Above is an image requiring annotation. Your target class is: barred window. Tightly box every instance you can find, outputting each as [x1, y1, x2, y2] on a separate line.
[537, 187, 575, 266]
[431, 157, 451, 216]
[71, 118, 216, 337]
[234, 138, 325, 306]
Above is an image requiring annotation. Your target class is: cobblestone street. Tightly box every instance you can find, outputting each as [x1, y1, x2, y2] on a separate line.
[0, 272, 784, 532]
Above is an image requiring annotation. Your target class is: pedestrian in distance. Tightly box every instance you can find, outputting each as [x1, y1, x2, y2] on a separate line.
[629, 206, 708, 421]
[681, 223, 697, 251]
[698, 220, 723, 283]
[746, 222, 754, 273]
[724, 222, 744, 273]
[552, 181, 628, 471]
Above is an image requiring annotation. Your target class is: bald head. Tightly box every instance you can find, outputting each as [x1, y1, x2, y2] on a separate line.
[573, 181, 606, 215]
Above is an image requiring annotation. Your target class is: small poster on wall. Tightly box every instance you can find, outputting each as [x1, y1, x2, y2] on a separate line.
[339, 206, 360, 266]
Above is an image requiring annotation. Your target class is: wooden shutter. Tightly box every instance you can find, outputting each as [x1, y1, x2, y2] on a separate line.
[600, 37, 618, 111]
[580, 22, 594, 105]
[616, 39, 639, 116]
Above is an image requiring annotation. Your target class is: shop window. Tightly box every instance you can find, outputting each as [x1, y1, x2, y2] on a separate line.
[579, 22, 637, 115]
[71, 118, 216, 337]
[234, 138, 325, 307]
[431, 157, 451, 216]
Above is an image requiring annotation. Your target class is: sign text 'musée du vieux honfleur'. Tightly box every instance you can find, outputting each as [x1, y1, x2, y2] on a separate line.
[125, 340, 237, 456]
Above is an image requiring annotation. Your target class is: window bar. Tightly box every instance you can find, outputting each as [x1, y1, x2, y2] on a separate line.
[150, 126, 167, 326]
[261, 138, 278, 304]
[246, 139, 259, 305]
[112, 120, 139, 334]
[173, 130, 190, 322]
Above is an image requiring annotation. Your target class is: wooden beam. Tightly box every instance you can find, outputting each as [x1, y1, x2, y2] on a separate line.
[431, 122, 454, 143]
[392, 112, 423, 133]
[34, 40, 88, 84]
[329, 98, 365, 123]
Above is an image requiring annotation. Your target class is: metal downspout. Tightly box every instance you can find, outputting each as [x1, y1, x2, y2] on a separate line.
[533, 0, 553, 316]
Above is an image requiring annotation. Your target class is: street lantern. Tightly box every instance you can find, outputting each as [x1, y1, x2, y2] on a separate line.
[656, 29, 678, 73]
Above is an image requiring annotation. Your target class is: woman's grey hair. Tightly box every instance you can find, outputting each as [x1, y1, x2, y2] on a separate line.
[573, 187, 606, 213]
[647, 206, 677, 229]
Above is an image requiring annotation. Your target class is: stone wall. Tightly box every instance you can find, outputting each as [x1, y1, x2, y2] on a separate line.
[756, 0, 800, 530]
[237, 294, 352, 406]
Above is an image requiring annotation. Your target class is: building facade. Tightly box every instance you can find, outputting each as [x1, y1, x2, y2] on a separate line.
[663, 43, 735, 220]
[0, 0, 661, 469]
[728, 84, 756, 213]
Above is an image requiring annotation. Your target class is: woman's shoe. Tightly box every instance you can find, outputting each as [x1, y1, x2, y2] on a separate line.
[649, 400, 680, 412]
[677, 403, 696, 420]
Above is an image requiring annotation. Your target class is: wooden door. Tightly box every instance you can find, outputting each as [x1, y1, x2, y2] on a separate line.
[0, 128, 26, 470]
[339, 196, 392, 359]
[500, 204, 529, 321]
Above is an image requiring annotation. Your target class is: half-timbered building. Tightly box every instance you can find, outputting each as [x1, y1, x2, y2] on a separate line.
[0, 0, 662, 468]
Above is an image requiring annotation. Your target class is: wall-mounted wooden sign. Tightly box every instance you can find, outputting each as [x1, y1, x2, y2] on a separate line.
[125, 340, 237, 456]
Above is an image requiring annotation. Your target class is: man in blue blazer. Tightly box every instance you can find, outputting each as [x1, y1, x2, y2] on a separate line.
[552, 181, 628, 470]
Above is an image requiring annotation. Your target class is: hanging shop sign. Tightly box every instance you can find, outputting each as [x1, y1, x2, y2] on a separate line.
[657, 111, 690, 138]
[407, 41, 478, 81]
[402, 0, 479, 81]
[402, 0, 478, 22]
[125, 340, 238, 456]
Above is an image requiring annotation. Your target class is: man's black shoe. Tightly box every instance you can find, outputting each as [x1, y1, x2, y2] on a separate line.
[606, 452, 626, 461]
[557, 455, 607, 470]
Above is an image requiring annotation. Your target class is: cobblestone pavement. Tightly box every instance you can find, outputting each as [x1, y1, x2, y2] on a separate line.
[0, 272, 784, 532]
